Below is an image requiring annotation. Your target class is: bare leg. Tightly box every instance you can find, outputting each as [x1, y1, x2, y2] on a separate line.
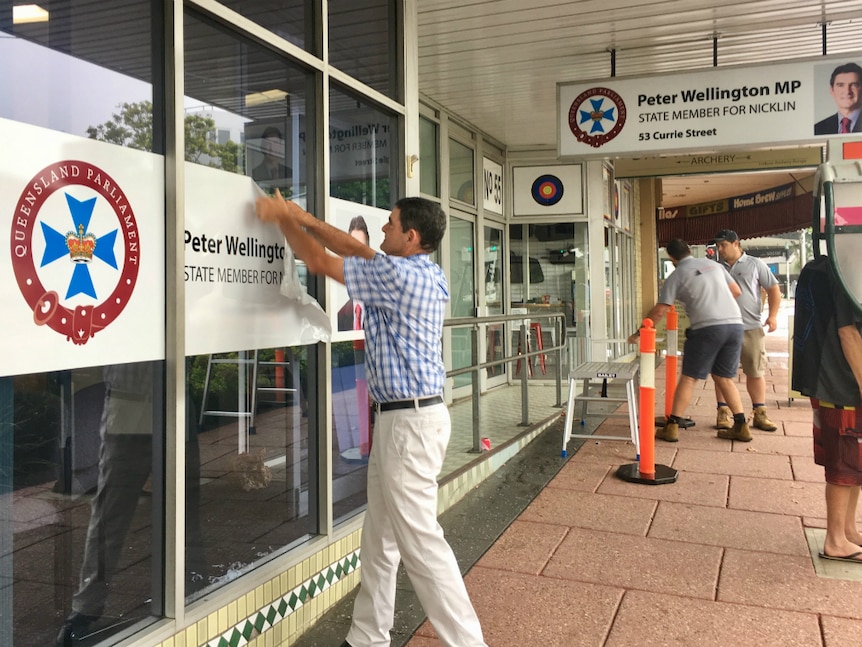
[670, 375, 698, 418]
[746, 375, 766, 405]
[843, 486, 862, 546]
[824, 483, 862, 558]
[711, 375, 743, 414]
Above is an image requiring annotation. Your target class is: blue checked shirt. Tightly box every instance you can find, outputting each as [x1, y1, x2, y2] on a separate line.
[343, 253, 449, 402]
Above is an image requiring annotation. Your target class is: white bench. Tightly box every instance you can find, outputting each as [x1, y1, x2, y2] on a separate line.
[561, 360, 640, 457]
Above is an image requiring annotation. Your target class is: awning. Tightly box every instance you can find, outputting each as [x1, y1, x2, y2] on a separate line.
[657, 192, 812, 247]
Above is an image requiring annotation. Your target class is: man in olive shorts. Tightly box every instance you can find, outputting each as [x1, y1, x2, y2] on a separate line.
[629, 239, 750, 442]
[793, 255, 862, 562]
[713, 229, 782, 432]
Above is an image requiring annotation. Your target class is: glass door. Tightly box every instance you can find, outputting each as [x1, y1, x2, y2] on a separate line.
[484, 224, 507, 387]
[509, 222, 589, 378]
[603, 225, 620, 358]
[604, 225, 630, 359]
[449, 214, 476, 393]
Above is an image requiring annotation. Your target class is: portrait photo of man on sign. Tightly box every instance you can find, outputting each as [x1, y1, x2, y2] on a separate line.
[814, 62, 862, 135]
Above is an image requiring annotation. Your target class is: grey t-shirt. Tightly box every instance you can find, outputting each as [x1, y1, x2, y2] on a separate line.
[659, 256, 742, 330]
[720, 252, 778, 329]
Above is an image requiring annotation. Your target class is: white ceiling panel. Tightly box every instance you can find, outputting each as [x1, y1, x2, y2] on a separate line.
[417, 0, 862, 212]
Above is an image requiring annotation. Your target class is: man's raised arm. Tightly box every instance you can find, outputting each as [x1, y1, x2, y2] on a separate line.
[256, 190, 375, 284]
[263, 191, 374, 258]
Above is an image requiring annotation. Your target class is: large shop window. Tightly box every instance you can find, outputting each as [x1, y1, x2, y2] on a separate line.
[449, 139, 474, 205]
[217, 0, 314, 54]
[329, 83, 398, 208]
[419, 115, 440, 198]
[328, 0, 398, 100]
[183, 9, 320, 603]
[510, 222, 590, 373]
[0, 1, 158, 147]
[1, 2, 167, 646]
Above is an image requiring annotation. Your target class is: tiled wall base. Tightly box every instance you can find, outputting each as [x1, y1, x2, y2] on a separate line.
[203, 551, 360, 647]
[158, 412, 559, 647]
[156, 534, 362, 647]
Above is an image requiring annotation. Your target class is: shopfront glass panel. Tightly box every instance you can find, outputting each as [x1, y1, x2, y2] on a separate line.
[327, 86, 398, 522]
[217, 1, 313, 53]
[183, 9, 320, 602]
[328, 0, 397, 99]
[604, 227, 612, 350]
[620, 182, 636, 338]
[484, 225, 505, 379]
[449, 139, 474, 204]
[329, 83, 397, 208]
[621, 233, 636, 341]
[449, 216, 476, 389]
[509, 222, 589, 376]
[184, 8, 311, 201]
[331, 340, 369, 523]
[613, 230, 626, 356]
[419, 115, 440, 198]
[0, 2, 166, 644]
[597, 179, 637, 358]
[604, 226, 630, 359]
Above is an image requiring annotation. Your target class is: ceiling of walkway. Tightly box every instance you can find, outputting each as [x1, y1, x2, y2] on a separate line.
[658, 168, 814, 209]
[417, 0, 862, 213]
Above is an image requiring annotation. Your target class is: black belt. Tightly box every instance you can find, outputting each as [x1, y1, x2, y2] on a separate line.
[376, 396, 443, 412]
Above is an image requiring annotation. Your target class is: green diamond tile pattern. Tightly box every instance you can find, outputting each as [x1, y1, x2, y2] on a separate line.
[204, 549, 361, 647]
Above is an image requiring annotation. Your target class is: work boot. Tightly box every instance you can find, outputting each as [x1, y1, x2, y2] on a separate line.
[656, 420, 679, 442]
[55, 612, 98, 647]
[752, 406, 778, 431]
[715, 405, 733, 430]
[717, 421, 752, 442]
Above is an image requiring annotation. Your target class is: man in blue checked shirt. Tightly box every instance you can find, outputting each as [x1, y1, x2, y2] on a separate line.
[256, 192, 487, 647]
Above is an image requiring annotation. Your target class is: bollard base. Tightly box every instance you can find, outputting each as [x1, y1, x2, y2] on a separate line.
[615, 462, 679, 485]
[655, 417, 695, 428]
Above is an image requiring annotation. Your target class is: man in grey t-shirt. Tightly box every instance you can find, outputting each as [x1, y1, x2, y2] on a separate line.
[628, 239, 750, 442]
[713, 229, 782, 432]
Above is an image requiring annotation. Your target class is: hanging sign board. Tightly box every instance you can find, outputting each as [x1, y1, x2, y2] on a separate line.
[559, 53, 862, 158]
[614, 147, 823, 178]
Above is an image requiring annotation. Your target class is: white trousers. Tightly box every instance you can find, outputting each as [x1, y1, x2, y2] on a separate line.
[346, 403, 487, 647]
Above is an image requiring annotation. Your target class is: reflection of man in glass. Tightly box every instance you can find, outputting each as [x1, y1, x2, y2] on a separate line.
[252, 126, 291, 182]
[56, 361, 206, 646]
[815, 63, 862, 135]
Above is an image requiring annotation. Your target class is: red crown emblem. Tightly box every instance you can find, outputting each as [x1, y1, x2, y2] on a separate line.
[66, 223, 96, 263]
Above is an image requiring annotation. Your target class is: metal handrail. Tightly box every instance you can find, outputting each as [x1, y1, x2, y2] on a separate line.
[442, 312, 567, 452]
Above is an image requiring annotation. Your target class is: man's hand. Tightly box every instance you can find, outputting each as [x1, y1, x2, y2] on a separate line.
[255, 191, 286, 224]
[256, 189, 312, 226]
[627, 331, 640, 345]
[764, 284, 781, 333]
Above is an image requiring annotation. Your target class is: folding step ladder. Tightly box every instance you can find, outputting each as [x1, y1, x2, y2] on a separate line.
[198, 349, 298, 433]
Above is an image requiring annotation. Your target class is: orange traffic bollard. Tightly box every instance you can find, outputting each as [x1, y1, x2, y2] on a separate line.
[637, 318, 656, 478]
[616, 319, 679, 486]
[665, 306, 678, 419]
[274, 349, 286, 402]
